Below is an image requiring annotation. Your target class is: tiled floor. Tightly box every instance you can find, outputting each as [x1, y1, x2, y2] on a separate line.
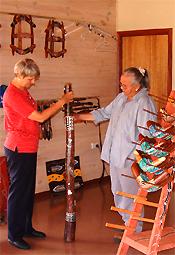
[0, 177, 175, 255]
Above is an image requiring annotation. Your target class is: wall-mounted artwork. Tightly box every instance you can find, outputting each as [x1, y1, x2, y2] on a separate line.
[10, 15, 36, 55]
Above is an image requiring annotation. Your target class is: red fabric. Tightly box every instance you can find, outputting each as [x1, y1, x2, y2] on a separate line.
[3, 83, 40, 152]
[161, 90, 175, 128]
[0, 156, 9, 219]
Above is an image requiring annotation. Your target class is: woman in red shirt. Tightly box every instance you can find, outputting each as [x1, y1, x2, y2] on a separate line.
[3, 58, 73, 250]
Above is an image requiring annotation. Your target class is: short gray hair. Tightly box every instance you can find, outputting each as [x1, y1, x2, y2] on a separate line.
[14, 58, 40, 78]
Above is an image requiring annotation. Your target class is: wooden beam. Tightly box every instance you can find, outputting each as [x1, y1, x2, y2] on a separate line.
[132, 216, 155, 224]
[111, 206, 140, 216]
[116, 191, 158, 207]
[135, 199, 159, 208]
[116, 191, 147, 201]
[105, 223, 133, 231]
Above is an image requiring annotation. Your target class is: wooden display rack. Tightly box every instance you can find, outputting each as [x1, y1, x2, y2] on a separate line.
[106, 180, 175, 255]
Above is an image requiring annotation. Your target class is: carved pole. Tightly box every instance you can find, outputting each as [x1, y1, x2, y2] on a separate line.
[64, 83, 76, 242]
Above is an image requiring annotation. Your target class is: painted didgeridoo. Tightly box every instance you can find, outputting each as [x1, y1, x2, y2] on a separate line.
[64, 83, 76, 242]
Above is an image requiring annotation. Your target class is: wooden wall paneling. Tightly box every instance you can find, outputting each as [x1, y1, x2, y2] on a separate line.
[0, 0, 116, 32]
[0, 1, 117, 193]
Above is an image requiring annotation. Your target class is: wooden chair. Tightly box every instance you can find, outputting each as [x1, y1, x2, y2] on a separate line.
[106, 180, 175, 255]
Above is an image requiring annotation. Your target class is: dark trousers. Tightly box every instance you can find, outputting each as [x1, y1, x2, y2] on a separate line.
[4, 147, 37, 241]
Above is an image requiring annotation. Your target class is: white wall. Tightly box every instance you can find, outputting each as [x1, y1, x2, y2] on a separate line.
[117, 0, 175, 87]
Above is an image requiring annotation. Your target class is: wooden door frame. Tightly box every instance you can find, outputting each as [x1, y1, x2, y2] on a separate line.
[117, 28, 172, 94]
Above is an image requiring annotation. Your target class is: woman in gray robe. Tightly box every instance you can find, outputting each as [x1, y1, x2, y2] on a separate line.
[74, 67, 156, 232]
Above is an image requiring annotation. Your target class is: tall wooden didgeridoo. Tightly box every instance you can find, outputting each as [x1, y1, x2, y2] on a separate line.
[64, 83, 76, 242]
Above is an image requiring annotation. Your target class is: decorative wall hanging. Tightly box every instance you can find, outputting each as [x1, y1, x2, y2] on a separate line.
[45, 20, 67, 58]
[10, 15, 36, 55]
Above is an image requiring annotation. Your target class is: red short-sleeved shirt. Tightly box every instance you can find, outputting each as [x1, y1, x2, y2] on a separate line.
[3, 83, 40, 153]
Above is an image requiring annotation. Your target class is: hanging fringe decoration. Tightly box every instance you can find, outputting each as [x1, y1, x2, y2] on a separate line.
[10, 14, 36, 55]
[45, 20, 67, 58]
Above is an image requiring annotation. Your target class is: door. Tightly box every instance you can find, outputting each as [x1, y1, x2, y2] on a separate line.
[117, 28, 172, 110]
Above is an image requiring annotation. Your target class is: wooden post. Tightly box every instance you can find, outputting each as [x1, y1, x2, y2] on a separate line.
[64, 83, 76, 242]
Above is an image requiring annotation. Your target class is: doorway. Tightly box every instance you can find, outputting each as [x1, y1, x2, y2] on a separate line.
[117, 28, 172, 110]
